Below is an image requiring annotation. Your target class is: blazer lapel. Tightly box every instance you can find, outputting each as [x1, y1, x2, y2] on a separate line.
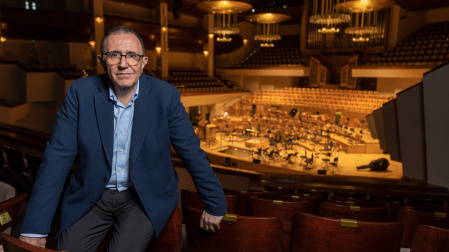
[129, 77, 154, 169]
[94, 77, 114, 168]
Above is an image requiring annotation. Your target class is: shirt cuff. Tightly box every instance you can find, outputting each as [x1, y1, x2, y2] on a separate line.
[20, 233, 48, 238]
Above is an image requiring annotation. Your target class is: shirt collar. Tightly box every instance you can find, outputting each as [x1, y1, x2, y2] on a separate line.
[109, 81, 140, 105]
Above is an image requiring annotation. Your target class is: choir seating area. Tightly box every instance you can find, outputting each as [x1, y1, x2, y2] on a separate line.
[247, 88, 392, 115]
[367, 21, 449, 66]
[238, 36, 304, 68]
[167, 67, 232, 93]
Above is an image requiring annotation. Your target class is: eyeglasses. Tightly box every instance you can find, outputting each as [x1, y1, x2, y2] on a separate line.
[102, 52, 144, 66]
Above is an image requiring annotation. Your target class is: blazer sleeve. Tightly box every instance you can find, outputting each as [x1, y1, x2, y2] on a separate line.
[20, 83, 80, 234]
[166, 88, 227, 217]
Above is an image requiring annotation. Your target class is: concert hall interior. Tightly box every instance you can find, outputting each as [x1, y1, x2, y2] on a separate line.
[1, 0, 449, 251]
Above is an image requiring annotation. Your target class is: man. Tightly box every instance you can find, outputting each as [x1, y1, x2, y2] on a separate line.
[334, 110, 342, 125]
[19, 26, 226, 252]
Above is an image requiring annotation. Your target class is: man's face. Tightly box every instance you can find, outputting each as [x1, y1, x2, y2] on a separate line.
[98, 33, 148, 91]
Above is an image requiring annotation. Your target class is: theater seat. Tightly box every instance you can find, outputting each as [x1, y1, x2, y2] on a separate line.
[290, 213, 403, 252]
[317, 201, 388, 222]
[410, 225, 449, 251]
[0, 233, 57, 252]
[246, 197, 308, 252]
[145, 207, 182, 252]
[0, 193, 27, 233]
[397, 208, 449, 248]
[180, 189, 239, 217]
[184, 207, 283, 252]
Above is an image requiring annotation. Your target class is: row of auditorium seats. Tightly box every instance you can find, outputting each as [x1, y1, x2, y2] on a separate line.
[367, 21, 449, 67]
[167, 68, 232, 94]
[247, 88, 391, 114]
[238, 35, 304, 68]
[181, 188, 449, 251]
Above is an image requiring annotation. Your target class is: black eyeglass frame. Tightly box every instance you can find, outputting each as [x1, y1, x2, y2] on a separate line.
[101, 52, 145, 65]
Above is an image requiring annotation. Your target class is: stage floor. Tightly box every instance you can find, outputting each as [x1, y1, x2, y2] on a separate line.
[201, 132, 403, 180]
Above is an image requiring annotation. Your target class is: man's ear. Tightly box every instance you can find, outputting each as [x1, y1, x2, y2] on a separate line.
[97, 55, 107, 70]
[97, 55, 103, 64]
[141, 56, 149, 69]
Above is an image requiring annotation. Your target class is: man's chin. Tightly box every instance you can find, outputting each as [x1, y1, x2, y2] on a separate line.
[112, 81, 137, 90]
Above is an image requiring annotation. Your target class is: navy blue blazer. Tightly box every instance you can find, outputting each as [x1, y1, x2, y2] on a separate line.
[21, 74, 226, 237]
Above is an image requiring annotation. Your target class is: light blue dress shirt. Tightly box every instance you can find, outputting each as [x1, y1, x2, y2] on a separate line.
[106, 81, 139, 191]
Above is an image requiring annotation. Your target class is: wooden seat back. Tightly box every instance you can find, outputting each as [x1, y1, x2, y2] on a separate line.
[397, 208, 449, 247]
[180, 189, 239, 217]
[291, 213, 403, 252]
[0, 233, 57, 252]
[318, 201, 388, 222]
[184, 207, 283, 252]
[145, 207, 183, 252]
[0, 193, 27, 232]
[410, 225, 449, 251]
[328, 195, 375, 207]
[247, 197, 308, 252]
[222, 188, 271, 216]
[271, 192, 325, 214]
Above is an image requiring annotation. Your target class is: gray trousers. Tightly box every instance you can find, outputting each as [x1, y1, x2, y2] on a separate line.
[57, 189, 155, 252]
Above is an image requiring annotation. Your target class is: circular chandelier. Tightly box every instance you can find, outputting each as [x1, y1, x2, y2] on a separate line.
[345, 25, 379, 35]
[309, 13, 351, 26]
[334, 0, 394, 13]
[309, 0, 351, 34]
[246, 13, 291, 47]
[197, 0, 252, 42]
[318, 27, 340, 34]
[352, 36, 370, 43]
[335, 0, 393, 42]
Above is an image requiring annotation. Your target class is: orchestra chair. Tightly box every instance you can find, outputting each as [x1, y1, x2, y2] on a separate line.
[180, 189, 239, 217]
[246, 197, 308, 252]
[0, 194, 27, 233]
[184, 207, 283, 252]
[397, 208, 449, 248]
[145, 207, 182, 252]
[290, 213, 404, 252]
[317, 202, 388, 222]
[0, 233, 57, 252]
[410, 225, 449, 252]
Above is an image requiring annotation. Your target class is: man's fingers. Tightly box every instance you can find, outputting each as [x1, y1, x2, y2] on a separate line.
[199, 210, 223, 233]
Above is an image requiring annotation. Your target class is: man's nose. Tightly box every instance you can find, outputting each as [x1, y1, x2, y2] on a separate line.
[118, 55, 129, 67]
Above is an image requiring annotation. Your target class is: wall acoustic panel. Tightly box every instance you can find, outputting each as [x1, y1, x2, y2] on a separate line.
[396, 82, 426, 181]
[423, 62, 449, 188]
[383, 99, 401, 162]
[366, 113, 378, 139]
[373, 108, 388, 153]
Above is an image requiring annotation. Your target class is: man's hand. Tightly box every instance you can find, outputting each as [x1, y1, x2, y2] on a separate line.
[199, 210, 223, 233]
[18, 236, 46, 248]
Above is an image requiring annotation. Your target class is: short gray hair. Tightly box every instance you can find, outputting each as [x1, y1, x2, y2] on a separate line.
[101, 26, 145, 54]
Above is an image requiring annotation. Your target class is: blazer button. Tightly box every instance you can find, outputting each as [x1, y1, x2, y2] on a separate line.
[90, 199, 94, 204]
[104, 177, 108, 182]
